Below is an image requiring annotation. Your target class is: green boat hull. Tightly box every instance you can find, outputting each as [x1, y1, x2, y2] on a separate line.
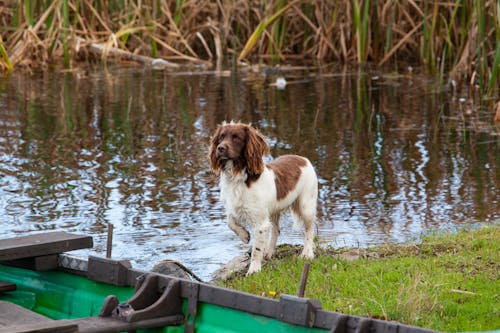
[0, 232, 439, 333]
[0, 264, 324, 332]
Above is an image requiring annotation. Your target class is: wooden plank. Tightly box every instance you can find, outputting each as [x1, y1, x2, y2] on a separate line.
[0, 281, 16, 293]
[0, 232, 93, 261]
[0, 321, 78, 333]
[0, 300, 53, 327]
[0, 301, 78, 332]
[71, 315, 184, 333]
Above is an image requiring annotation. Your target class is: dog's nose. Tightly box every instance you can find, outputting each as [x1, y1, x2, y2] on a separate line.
[217, 144, 227, 154]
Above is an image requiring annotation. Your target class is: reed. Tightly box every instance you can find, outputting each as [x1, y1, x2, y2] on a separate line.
[62, 0, 70, 68]
[0, 36, 13, 73]
[488, 44, 500, 94]
[272, 0, 287, 62]
[0, 1, 498, 96]
[352, 0, 370, 64]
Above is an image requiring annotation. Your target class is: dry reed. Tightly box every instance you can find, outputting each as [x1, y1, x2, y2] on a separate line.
[0, 1, 498, 94]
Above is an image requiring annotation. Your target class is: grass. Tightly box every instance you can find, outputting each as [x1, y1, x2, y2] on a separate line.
[221, 225, 500, 332]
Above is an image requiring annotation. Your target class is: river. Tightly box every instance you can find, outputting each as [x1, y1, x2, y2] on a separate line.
[0, 65, 498, 280]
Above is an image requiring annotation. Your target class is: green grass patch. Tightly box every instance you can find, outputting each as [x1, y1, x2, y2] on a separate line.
[221, 225, 500, 332]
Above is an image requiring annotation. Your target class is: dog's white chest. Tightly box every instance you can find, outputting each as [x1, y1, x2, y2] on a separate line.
[219, 174, 264, 226]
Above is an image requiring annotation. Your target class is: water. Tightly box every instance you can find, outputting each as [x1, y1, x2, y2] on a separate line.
[0, 65, 498, 280]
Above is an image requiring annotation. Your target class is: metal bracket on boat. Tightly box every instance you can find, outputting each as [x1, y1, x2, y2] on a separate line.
[107, 274, 183, 323]
[184, 282, 200, 333]
[278, 294, 322, 327]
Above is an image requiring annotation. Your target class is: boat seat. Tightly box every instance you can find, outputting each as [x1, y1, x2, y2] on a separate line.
[0, 300, 183, 333]
[71, 315, 184, 333]
[0, 232, 93, 271]
[0, 301, 78, 333]
[0, 321, 78, 333]
[0, 232, 93, 261]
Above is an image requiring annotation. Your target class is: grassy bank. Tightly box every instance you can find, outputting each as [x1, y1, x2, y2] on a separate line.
[0, 1, 498, 96]
[221, 225, 500, 332]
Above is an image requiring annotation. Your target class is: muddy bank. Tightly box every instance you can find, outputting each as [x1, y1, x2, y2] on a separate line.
[210, 244, 389, 283]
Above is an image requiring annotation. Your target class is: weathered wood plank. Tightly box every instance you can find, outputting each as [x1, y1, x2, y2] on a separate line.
[0, 300, 53, 327]
[0, 232, 93, 261]
[0, 281, 16, 293]
[0, 321, 78, 333]
[71, 315, 184, 333]
[0, 301, 78, 332]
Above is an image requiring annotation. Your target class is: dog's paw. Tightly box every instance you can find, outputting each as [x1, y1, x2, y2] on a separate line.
[246, 262, 261, 276]
[300, 249, 315, 259]
[240, 230, 250, 244]
[264, 249, 274, 260]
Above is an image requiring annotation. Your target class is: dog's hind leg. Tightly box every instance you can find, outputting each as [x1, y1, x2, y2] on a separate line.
[300, 215, 316, 259]
[292, 191, 317, 259]
[264, 213, 280, 260]
[228, 215, 250, 244]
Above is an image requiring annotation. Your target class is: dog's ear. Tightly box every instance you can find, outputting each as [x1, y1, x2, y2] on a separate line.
[208, 126, 222, 174]
[244, 125, 269, 175]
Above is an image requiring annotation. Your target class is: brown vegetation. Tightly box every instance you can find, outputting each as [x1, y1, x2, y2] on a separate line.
[0, 1, 498, 94]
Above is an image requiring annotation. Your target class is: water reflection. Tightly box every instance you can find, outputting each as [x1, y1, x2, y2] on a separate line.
[0, 65, 498, 280]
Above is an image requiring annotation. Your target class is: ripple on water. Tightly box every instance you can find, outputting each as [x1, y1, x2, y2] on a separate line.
[0, 67, 498, 280]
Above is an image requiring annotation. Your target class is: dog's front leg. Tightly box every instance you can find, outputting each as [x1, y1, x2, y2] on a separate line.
[247, 220, 271, 275]
[264, 214, 280, 260]
[227, 215, 250, 244]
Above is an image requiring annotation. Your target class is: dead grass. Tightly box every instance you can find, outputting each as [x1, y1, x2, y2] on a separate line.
[0, 1, 498, 94]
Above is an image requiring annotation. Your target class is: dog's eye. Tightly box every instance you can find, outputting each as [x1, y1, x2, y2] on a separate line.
[232, 134, 241, 141]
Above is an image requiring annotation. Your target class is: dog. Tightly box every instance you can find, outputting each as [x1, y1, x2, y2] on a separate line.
[209, 121, 318, 275]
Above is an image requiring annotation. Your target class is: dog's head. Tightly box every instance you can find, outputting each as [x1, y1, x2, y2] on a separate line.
[208, 121, 269, 176]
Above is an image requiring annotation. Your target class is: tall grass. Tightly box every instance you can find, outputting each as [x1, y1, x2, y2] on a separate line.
[0, 1, 498, 95]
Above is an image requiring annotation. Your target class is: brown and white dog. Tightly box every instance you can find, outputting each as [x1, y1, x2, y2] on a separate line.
[209, 121, 318, 275]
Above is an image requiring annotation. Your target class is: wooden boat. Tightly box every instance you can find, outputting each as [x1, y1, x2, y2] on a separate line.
[0, 232, 438, 333]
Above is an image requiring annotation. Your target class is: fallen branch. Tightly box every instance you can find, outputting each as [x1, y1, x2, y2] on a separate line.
[87, 41, 180, 69]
